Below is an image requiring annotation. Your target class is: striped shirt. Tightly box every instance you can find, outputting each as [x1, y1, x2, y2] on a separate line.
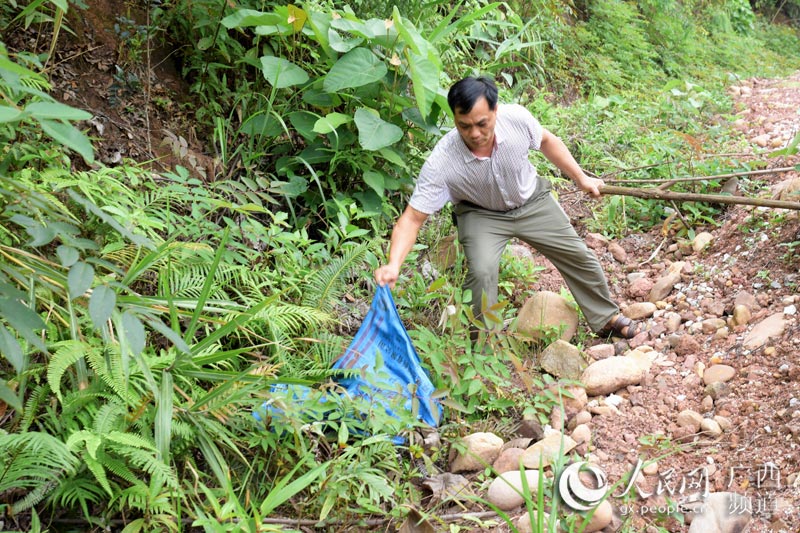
[409, 103, 543, 214]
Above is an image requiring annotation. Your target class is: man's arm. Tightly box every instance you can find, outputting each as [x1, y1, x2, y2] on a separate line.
[374, 205, 429, 288]
[539, 128, 604, 198]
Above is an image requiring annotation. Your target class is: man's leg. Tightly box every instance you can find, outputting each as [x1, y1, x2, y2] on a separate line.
[453, 203, 512, 321]
[512, 183, 619, 332]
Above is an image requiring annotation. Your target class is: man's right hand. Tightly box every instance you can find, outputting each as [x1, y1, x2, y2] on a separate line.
[374, 264, 400, 288]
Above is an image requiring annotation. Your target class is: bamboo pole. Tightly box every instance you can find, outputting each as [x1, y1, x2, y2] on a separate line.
[599, 185, 800, 210]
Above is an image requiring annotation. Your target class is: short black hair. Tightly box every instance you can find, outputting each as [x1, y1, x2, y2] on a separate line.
[447, 76, 498, 114]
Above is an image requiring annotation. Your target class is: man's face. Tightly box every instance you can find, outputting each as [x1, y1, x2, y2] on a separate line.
[454, 96, 497, 153]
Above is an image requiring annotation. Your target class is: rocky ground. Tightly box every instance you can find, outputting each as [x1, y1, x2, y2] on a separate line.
[8, 6, 799, 529]
[431, 72, 799, 533]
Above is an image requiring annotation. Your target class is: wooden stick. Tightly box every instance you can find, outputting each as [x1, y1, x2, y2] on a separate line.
[605, 166, 797, 184]
[599, 185, 800, 210]
[258, 510, 499, 527]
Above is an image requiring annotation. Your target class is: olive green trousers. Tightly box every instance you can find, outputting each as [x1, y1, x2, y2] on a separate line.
[453, 177, 619, 332]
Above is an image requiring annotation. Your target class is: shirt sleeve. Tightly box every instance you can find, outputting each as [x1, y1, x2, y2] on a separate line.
[408, 146, 452, 215]
[523, 106, 543, 151]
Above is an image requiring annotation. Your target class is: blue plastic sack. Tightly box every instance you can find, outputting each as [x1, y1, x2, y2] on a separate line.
[333, 285, 441, 429]
[254, 286, 440, 439]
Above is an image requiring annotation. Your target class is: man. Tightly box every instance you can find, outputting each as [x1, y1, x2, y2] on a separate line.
[374, 76, 642, 339]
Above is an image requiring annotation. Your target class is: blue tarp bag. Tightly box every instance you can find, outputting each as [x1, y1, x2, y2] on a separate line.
[332, 285, 441, 429]
[254, 285, 440, 440]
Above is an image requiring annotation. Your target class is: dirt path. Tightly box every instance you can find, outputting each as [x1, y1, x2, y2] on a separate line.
[548, 71, 800, 532]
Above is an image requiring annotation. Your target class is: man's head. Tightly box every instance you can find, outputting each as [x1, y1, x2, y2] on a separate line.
[447, 76, 498, 114]
[448, 76, 498, 154]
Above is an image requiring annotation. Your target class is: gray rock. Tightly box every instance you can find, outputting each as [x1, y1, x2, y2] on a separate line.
[575, 500, 613, 532]
[539, 340, 587, 380]
[581, 350, 653, 396]
[486, 470, 541, 510]
[705, 381, 732, 400]
[450, 432, 504, 473]
[521, 432, 577, 469]
[517, 291, 579, 342]
[493, 447, 526, 474]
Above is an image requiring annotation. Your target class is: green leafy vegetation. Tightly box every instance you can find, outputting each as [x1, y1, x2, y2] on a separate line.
[1, 0, 799, 530]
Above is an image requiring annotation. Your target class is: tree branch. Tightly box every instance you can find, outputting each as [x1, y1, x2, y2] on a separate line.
[599, 185, 800, 210]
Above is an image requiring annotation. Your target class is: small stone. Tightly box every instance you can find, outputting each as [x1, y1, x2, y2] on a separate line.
[705, 381, 732, 400]
[517, 291, 579, 342]
[743, 313, 787, 349]
[701, 395, 714, 412]
[575, 500, 613, 532]
[664, 312, 682, 332]
[714, 416, 732, 432]
[700, 418, 723, 437]
[674, 335, 702, 356]
[522, 432, 577, 469]
[677, 410, 703, 432]
[493, 447, 527, 474]
[539, 340, 587, 380]
[585, 233, 608, 250]
[450, 432, 504, 473]
[574, 410, 592, 426]
[486, 470, 541, 510]
[571, 424, 592, 445]
[701, 318, 727, 335]
[753, 134, 770, 147]
[692, 232, 714, 253]
[624, 302, 657, 320]
[608, 242, 627, 263]
[586, 343, 615, 360]
[732, 305, 752, 326]
[703, 364, 736, 385]
[643, 461, 659, 475]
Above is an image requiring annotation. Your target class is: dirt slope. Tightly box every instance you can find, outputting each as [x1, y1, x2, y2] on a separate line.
[544, 71, 800, 533]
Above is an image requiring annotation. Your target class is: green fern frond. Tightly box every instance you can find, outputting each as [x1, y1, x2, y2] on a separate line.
[0, 431, 79, 504]
[302, 242, 369, 313]
[101, 455, 140, 485]
[11, 479, 57, 513]
[51, 475, 106, 512]
[92, 401, 128, 435]
[254, 303, 331, 337]
[84, 453, 114, 496]
[111, 480, 150, 512]
[118, 448, 179, 490]
[104, 430, 157, 451]
[47, 340, 93, 402]
[85, 346, 137, 403]
[20, 382, 51, 431]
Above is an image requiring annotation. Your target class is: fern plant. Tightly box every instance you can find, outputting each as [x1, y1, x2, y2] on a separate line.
[0, 431, 80, 514]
